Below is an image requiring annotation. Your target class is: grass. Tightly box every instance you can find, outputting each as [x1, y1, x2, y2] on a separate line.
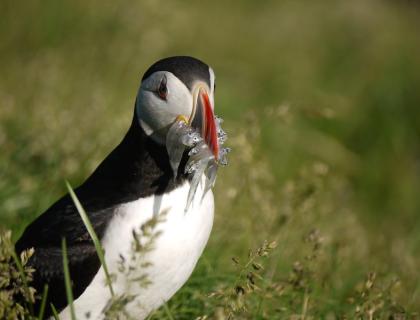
[1, 0, 420, 318]
[10, 245, 34, 316]
[38, 285, 49, 320]
[50, 304, 60, 320]
[0, 230, 35, 319]
[61, 238, 76, 320]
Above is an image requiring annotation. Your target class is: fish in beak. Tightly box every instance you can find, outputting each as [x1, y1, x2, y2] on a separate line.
[166, 81, 229, 178]
[166, 83, 230, 211]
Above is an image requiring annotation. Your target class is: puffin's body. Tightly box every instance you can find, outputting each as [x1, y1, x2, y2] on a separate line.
[60, 175, 214, 320]
[15, 56, 224, 319]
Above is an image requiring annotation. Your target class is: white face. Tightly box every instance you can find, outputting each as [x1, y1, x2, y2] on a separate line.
[136, 69, 215, 144]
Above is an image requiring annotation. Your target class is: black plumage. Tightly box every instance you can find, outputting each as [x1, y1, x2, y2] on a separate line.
[142, 56, 211, 90]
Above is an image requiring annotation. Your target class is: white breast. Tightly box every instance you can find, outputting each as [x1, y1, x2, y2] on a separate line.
[59, 175, 214, 320]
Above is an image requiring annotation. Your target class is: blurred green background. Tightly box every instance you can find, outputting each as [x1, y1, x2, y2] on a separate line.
[1, 0, 419, 318]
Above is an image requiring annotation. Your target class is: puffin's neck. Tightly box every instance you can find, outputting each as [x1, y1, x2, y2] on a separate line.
[81, 113, 188, 202]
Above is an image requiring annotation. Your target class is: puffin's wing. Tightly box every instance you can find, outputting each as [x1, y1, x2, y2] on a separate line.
[15, 192, 117, 315]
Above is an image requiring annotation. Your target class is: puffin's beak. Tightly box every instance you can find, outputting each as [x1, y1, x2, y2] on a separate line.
[189, 86, 219, 159]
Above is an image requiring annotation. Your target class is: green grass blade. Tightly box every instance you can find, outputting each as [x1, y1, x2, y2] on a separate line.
[38, 284, 49, 320]
[66, 181, 115, 297]
[163, 302, 175, 320]
[61, 238, 76, 320]
[50, 304, 60, 320]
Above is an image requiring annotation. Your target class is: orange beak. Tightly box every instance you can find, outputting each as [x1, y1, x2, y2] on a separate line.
[190, 87, 219, 160]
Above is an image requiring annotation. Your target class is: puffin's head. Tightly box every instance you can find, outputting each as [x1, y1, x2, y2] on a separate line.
[136, 56, 218, 158]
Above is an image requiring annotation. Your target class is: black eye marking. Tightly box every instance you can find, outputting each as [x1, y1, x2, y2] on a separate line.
[214, 82, 216, 93]
[157, 75, 168, 100]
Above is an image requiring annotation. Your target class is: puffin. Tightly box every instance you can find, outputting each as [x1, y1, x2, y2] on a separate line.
[15, 56, 229, 319]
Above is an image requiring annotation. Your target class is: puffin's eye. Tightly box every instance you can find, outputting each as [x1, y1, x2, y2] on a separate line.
[157, 75, 168, 100]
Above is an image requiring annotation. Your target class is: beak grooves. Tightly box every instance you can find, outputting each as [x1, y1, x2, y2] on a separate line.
[189, 86, 219, 160]
[201, 89, 219, 159]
